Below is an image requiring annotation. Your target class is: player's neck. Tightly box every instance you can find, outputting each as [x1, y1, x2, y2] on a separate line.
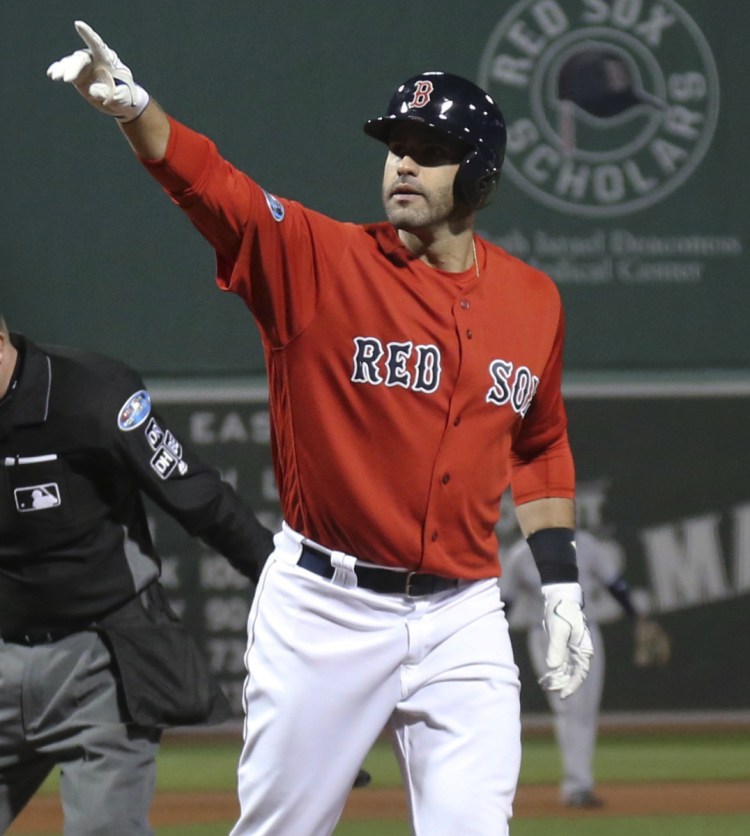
[399, 228, 478, 275]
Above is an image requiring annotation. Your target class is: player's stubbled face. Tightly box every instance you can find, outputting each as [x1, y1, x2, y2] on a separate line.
[382, 123, 467, 231]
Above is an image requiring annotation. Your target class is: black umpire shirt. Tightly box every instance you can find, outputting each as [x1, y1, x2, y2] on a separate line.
[0, 333, 274, 635]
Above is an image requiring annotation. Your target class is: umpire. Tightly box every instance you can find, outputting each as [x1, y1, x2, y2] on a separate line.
[0, 314, 274, 834]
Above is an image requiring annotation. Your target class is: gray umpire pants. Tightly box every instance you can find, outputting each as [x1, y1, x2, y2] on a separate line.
[0, 630, 161, 835]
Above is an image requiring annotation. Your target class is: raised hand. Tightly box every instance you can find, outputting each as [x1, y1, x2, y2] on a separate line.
[47, 21, 149, 122]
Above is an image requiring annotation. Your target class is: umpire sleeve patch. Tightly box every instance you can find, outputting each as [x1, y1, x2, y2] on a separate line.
[150, 447, 188, 479]
[143, 417, 188, 478]
[118, 390, 152, 431]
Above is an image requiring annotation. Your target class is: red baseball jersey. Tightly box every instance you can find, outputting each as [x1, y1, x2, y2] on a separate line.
[143, 118, 575, 579]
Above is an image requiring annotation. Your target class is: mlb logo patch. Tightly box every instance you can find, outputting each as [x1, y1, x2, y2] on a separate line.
[15, 483, 61, 512]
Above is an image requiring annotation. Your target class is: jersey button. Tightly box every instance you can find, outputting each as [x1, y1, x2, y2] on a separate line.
[460, 299, 470, 310]
[453, 416, 461, 427]
[431, 531, 439, 542]
[441, 473, 451, 484]
[466, 329, 473, 339]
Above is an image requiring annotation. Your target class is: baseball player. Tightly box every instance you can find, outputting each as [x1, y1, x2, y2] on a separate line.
[0, 314, 275, 834]
[48, 22, 594, 836]
[502, 526, 670, 808]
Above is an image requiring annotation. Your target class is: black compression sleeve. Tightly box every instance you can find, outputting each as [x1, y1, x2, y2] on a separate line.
[526, 527, 579, 584]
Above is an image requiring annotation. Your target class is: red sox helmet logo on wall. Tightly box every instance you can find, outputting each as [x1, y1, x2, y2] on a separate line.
[477, 0, 719, 217]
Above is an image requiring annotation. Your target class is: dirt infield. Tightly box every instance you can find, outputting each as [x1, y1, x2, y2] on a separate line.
[343, 780, 750, 820]
[8, 780, 750, 832]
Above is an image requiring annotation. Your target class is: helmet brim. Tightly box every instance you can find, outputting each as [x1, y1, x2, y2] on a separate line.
[363, 114, 474, 154]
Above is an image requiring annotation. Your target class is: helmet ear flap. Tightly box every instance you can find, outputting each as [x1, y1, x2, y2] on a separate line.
[455, 150, 500, 210]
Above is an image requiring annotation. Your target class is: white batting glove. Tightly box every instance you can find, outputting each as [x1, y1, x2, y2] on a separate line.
[46, 21, 149, 122]
[538, 582, 594, 699]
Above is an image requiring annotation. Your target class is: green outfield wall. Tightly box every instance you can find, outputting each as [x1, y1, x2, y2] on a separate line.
[4, 0, 747, 375]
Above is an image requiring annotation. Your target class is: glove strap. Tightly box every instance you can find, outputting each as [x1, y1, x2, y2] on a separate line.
[541, 581, 584, 605]
[527, 527, 579, 584]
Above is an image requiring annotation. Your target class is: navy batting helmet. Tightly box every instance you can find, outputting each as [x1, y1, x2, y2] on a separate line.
[364, 71, 507, 210]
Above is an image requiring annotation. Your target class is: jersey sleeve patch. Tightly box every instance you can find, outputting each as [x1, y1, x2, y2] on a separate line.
[263, 190, 285, 222]
[117, 389, 152, 431]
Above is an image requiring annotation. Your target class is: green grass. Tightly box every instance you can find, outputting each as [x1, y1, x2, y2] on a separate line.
[509, 816, 750, 836]
[363, 729, 750, 787]
[124, 824, 410, 836]
[520, 731, 750, 784]
[28, 741, 242, 796]
[33, 728, 750, 795]
[156, 742, 241, 792]
[17, 814, 750, 836]
[18, 728, 750, 835]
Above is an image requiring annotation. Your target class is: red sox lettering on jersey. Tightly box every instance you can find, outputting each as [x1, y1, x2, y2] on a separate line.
[351, 337, 442, 394]
[486, 359, 539, 417]
[351, 336, 539, 417]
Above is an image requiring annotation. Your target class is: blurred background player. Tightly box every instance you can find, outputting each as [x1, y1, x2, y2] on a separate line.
[501, 508, 671, 808]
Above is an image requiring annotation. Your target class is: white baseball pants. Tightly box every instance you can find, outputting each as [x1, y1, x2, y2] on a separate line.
[230, 524, 521, 836]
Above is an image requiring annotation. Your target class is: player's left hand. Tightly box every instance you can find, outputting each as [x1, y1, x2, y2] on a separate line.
[538, 582, 594, 699]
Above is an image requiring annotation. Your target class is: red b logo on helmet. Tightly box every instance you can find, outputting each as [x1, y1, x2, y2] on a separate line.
[408, 80, 434, 109]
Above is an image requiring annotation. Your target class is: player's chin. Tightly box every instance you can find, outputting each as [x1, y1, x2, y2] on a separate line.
[384, 202, 430, 231]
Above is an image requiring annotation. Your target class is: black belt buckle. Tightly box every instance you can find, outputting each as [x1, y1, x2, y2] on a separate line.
[404, 572, 459, 597]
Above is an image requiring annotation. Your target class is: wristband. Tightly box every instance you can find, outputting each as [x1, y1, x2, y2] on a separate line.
[607, 575, 637, 617]
[527, 527, 579, 584]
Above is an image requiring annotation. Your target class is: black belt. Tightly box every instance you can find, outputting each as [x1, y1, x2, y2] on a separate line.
[299, 544, 461, 597]
[1, 627, 80, 646]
